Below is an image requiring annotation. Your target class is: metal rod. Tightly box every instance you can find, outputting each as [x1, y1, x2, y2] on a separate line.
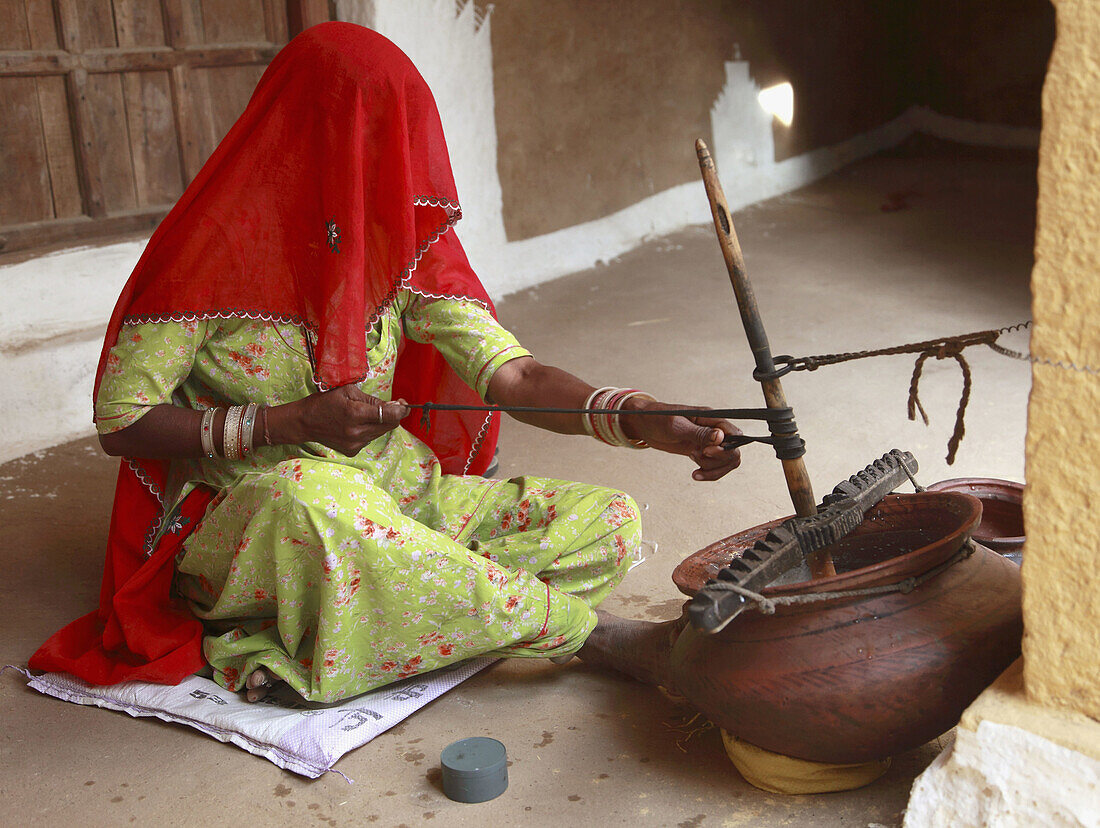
[695, 138, 835, 578]
[408, 403, 799, 452]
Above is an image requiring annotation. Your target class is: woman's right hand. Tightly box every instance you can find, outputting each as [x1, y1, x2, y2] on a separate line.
[271, 385, 409, 456]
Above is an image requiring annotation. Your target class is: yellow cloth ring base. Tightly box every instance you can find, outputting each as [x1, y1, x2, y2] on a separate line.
[721, 729, 892, 795]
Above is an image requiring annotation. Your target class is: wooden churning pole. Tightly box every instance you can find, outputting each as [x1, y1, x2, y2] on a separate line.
[695, 138, 835, 578]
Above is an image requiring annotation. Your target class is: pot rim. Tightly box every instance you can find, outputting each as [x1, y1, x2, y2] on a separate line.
[765, 492, 981, 595]
[673, 492, 982, 597]
[925, 478, 1025, 546]
[926, 477, 1023, 503]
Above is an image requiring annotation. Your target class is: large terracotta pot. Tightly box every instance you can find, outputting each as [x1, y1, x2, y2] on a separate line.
[668, 492, 1022, 765]
[926, 478, 1024, 564]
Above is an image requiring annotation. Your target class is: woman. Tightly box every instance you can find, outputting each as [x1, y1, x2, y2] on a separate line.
[30, 23, 740, 703]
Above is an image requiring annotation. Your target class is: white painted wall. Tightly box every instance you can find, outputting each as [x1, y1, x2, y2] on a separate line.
[0, 242, 143, 460]
[0, 2, 1041, 463]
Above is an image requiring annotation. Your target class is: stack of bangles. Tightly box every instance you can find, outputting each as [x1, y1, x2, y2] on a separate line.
[582, 386, 654, 449]
[199, 403, 268, 460]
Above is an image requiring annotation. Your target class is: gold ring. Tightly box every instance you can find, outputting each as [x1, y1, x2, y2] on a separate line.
[378, 403, 384, 423]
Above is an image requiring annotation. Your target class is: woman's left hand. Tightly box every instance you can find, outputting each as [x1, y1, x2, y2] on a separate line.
[620, 398, 743, 481]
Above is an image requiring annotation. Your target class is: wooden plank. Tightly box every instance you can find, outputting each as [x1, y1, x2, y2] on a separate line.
[54, 0, 82, 50]
[0, 51, 72, 76]
[66, 69, 105, 217]
[179, 0, 204, 45]
[81, 46, 174, 72]
[160, 0, 202, 46]
[0, 75, 53, 224]
[24, 0, 60, 50]
[0, 46, 279, 78]
[82, 44, 275, 72]
[80, 0, 119, 49]
[262, 0, 287, 44]
[160, 0, 201, 183]
[54, 0, 84, 54]
[160, 0, 182, 45]
[0, 0, 30, 50]
[113, 0, 166, 47]
[85, 71, 138, 213]
[182, 61, 217, 171]
[193, 62, 262, 160]
[169, 62, 202, 181]
[201, 0, 266, 43]
[177, 43, 278, 63]
[123, 69, 183, 206]
[0, 207, 167, 256]
[287, 0, 329, 38]
[36, 74, 83, 218]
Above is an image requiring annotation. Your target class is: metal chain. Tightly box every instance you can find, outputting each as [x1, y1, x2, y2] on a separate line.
[986, 320, 1033, 361]
[986, 321, 1100, 375]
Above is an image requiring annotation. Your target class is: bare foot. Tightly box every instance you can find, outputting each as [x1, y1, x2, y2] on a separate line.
[245, 667, 277, 702]
[572, 608, 687, 691]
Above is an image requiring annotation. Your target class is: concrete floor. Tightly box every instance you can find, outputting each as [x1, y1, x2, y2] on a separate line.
[0, 141, 1035, 826]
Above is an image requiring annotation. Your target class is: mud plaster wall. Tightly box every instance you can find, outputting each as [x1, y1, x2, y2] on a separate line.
[911, 0, 1055, 127]
[1023, 0, 1100, 719]
[490, 0, 1052, 241]
[491, 0, 900, 240]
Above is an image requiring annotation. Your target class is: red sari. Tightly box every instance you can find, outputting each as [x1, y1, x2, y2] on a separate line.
[31, 23, 500, 685]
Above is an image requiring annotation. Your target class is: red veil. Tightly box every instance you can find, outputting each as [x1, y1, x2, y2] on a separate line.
[30, 23, 500, 684]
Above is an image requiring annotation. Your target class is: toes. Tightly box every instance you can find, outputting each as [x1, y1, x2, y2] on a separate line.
[244, 667, 274, 702]
[246, 668, 269, 690]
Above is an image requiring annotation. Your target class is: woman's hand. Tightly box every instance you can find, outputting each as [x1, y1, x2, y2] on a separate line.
[620, 398, 743, 481]
[270, 385, 409, 456]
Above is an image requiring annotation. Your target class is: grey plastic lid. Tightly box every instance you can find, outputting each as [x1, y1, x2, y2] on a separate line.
[440, 737, 508, 803]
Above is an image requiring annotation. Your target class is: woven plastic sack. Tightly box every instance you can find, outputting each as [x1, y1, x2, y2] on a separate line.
[20, 659, 494, 779]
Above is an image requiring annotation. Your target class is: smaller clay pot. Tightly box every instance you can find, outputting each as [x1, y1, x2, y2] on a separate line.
[926, 478, 1024, 564]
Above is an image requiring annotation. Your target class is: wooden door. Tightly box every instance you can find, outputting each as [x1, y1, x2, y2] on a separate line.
[0, 0, 329, 258]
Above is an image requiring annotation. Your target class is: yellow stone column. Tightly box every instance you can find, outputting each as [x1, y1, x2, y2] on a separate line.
[1023, 0, 1100, 717]
[906, 3, 1100, 823]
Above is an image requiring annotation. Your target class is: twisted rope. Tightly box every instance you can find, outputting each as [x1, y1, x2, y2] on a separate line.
[765, 323, 1030, 464]
[906, 345, 974, 465]
[783, 329, 1002, 373]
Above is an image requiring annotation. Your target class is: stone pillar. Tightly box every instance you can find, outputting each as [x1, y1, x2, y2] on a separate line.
[1022, 0, 1100, 719]
[905, 2, 1100, 824]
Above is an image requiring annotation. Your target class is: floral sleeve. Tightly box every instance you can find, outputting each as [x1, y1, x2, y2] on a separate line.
[95, 319, 211, 434]
[402, 293, 531, 400]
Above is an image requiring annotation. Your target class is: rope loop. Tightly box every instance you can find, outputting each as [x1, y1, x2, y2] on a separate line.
[712, 582, 777, 614]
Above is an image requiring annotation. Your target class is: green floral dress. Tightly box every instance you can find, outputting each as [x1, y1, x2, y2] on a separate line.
[96, 291, 639, 702]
